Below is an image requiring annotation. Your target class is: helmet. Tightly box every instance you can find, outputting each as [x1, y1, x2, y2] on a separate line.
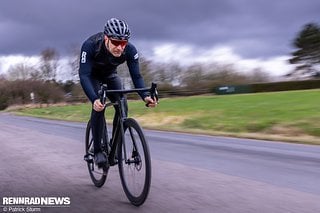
[104, 18, 131, 40]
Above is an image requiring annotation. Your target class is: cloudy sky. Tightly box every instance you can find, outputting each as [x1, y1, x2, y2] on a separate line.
[1, 0, 319, 77]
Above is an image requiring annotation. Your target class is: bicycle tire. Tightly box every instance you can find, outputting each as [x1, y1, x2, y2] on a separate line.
[85, 120, 108, 187]
[117, 118, 151, 206]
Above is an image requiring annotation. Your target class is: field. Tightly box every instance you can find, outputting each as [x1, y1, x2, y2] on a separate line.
[8, 89, 320, 144]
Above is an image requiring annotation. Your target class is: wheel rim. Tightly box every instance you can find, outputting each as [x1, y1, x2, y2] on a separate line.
[85, 122, 108, 186]
[120, 126, 148, 198]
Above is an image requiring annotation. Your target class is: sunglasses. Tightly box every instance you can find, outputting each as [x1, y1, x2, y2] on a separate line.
[109, 39, 128, 47]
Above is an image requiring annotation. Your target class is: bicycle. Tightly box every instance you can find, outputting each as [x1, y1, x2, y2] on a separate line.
[83, 82, 158, 206]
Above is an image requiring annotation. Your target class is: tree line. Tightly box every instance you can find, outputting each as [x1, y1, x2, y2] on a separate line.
[0, 22, 319, 110]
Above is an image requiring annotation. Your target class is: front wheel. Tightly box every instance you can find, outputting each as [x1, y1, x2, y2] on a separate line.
[118, 118, 151, 206]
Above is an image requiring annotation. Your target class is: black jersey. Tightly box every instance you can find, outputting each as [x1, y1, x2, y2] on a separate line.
[79, 32, 147, 103]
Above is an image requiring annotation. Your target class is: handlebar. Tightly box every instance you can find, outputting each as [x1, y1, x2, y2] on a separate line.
[98, 82, 159, 107]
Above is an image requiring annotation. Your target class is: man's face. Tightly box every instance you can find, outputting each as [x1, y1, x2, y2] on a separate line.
[105, 36, 128, 57]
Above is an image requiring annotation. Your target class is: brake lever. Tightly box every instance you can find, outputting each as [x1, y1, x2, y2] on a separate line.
[146, 82, 159, 107]
[99, 84, 108, 105]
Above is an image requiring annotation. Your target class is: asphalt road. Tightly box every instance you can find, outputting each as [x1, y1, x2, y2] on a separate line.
[0, 113, 320, 213]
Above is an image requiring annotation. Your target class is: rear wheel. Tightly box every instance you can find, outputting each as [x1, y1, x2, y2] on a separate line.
[118, 118, 151, 206]
[85, 120, 108, 187]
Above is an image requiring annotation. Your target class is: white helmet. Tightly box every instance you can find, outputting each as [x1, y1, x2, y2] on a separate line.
[104, 18, 131, 40]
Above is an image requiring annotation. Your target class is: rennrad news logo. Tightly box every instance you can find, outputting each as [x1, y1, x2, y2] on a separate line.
[2, 197, 70, 206]
[1, 197, 70, 212]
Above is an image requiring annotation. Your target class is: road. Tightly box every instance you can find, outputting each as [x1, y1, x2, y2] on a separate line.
[0, 113, 319, 213]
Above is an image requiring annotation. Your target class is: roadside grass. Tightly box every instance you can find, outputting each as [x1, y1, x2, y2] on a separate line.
[7, 89, 320, 144]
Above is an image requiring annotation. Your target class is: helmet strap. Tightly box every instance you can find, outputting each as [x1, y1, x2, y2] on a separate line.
[105, 37, 111, 51]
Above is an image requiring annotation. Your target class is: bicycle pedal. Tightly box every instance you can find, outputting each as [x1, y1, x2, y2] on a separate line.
[84, 154, 94, 163]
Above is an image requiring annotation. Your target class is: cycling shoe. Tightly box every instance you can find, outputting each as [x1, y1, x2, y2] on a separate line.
[94, 152, 107, 168]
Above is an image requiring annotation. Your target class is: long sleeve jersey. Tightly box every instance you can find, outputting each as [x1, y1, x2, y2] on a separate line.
[78, 32, 147, 103]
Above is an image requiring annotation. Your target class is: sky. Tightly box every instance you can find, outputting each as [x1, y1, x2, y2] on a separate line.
[1, 0, 319, 78]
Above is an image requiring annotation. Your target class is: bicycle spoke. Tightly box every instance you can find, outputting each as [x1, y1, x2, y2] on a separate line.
[85, 120, 108, 187]
[118, 118, 151, 206]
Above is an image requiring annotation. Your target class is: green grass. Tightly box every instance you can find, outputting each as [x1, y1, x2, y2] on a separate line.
[8, 89, 320, 144]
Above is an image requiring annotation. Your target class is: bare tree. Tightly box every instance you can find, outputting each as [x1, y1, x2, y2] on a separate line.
[137, 55, 154, 86]
[39, 48, 59, 81]
[6, 63, 32, 80]
[181, 63, 206, 88]
[67, 44, 81, 83]
[249, 68, 271, 83]
[117, 55, 154, 88]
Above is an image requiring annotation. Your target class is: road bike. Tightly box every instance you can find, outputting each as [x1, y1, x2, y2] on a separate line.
[84, 82, 158, 206]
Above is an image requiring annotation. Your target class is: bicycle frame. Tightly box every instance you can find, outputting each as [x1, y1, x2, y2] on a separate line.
[100, 83, 158, 166]
[106, 94, 127, 166]
[85, 82, 157, 205]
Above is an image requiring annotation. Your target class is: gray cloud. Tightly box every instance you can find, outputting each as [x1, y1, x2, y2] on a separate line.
[1, 0, 319, 58]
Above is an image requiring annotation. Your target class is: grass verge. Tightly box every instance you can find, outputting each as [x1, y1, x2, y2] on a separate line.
[6, 89, 320, 145]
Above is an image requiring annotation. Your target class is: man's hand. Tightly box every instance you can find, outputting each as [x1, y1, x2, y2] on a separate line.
[93, 99, 105, 112]
[144, 96, 157, 108]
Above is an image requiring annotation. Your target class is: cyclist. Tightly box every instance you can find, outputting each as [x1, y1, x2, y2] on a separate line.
[79, 18, 157, 168]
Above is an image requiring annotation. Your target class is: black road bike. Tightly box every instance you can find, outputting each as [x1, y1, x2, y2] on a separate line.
[84, 83, 158, 206]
